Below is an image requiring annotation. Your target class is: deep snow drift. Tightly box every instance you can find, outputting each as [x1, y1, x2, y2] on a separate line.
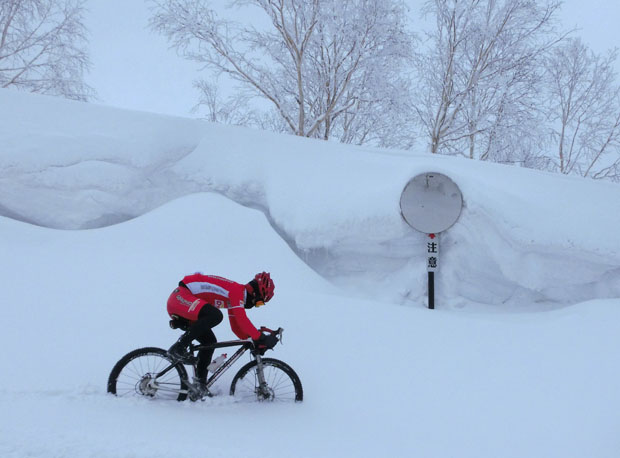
[0, 193, 619, 458]
[1, 89, 619, 309]
[1, 88, 620, 457]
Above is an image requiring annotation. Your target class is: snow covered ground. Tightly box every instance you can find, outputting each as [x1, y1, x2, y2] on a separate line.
[1, 89, 619, 457]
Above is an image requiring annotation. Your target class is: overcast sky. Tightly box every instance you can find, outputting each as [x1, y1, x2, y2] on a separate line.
[84, 0, 620, 118]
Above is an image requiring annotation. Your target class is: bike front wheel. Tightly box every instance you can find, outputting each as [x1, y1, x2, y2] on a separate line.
[230, 358, 303, 402]
[107, 347, 189, 401]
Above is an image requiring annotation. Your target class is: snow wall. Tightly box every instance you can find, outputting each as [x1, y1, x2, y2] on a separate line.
[1, 89, 619, 308]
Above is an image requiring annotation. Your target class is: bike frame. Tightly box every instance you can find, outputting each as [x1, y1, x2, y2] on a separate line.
[152, 339, 268, 395]
[198, 340, 256, 389]
[150, 327, 282, 399]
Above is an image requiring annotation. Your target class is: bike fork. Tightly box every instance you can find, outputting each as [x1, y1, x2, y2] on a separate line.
[255, 354, 267, 387]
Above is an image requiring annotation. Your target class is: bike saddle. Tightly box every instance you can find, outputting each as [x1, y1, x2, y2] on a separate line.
[169, 315, 191, 331]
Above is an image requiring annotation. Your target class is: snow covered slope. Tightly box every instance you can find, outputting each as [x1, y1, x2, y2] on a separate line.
[0, 192, 618, 458]
[1, 88, 619, 309]
[1, 87, 619, 456]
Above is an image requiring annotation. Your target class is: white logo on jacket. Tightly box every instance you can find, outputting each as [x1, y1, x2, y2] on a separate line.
[186, 281, 230, 298]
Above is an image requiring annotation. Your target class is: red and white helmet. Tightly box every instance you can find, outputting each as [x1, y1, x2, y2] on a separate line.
[253, 272, 275, 302]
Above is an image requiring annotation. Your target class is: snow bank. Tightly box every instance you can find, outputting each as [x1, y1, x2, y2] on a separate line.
[0, 193, 619, 458]
[0, 89, 206, 228]
[1, 88, 619, 308]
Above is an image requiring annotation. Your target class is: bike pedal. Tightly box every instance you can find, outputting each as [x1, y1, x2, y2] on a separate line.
[189, 390, 213, 401]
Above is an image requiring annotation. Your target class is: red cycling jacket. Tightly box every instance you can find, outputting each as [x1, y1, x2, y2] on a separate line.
[166, 273, 261, 340]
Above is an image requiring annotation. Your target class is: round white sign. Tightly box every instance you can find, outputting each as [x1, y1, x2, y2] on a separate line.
[400, 172, 463, 233]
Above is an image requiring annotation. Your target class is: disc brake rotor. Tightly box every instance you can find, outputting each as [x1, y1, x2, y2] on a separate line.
[137, 374, 158, 397]
[257, 384, 275, 401]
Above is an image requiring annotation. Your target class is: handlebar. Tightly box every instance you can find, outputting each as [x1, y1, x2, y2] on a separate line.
[255, 327, 284, 348]
[260, 326, 283, 342]
[259, 326, 283, 335]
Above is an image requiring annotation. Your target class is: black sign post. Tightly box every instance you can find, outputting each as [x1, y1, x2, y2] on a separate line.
[427, 233, 438, 309]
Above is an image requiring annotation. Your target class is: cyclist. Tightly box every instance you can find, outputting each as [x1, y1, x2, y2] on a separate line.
[166, 272, 278, 397]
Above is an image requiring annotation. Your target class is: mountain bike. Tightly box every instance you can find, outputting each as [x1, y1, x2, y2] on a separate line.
[107, 326, 303, 402]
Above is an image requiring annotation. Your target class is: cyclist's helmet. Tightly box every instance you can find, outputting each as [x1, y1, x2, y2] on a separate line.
[252, 271, 275, 303]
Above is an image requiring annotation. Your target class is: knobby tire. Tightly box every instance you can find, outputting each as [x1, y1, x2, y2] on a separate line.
[230, 358, 303, 402]
[107, 347, 189, 401]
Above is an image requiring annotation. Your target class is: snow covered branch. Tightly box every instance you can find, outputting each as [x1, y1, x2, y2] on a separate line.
[414, 0, 562, 161]
[149, 0, 414, 145]
[0, 0, 94, 100]
[543, 38, 620, 181]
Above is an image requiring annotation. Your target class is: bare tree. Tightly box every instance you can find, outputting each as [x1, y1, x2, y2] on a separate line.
[149, 0, 414, 145]
[544, 38, 620, 181]
[0, 0, 94, 100]
[413, 0, 562, 159]
[192, 79, 262, 125]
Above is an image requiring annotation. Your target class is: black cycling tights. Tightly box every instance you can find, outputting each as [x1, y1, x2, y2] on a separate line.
[183, 304, 223, 381]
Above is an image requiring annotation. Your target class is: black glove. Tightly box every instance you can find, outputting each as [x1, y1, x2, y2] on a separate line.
[254, 333, 278, 349]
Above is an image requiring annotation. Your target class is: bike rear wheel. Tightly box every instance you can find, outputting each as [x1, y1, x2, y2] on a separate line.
[230, 358, 303, 402]
[107, 347, 189, 401]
